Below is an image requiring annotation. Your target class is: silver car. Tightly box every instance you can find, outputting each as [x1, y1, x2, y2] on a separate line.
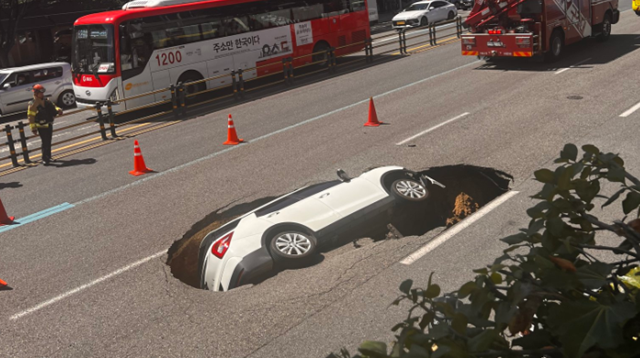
[0, 62, 76, 117]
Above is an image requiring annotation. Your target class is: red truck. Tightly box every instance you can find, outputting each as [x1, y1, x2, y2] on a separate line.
[461, 0, 619, 61]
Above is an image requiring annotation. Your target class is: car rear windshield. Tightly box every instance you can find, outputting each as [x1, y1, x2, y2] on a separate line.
[406, 3, 429, 10]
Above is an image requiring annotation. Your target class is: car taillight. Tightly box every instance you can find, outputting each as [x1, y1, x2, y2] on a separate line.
[211, 233, 233, 258]
[462, 37, 476, 45]
[488, 29, 503, 34]
[516, 37, 531, 47]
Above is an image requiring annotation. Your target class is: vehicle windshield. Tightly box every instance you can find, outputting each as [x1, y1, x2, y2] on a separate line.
[72, 24, 116, 75]
[405, 3, 430, 10]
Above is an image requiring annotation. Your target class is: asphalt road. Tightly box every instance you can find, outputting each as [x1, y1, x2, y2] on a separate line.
[2, 7, 640, 358]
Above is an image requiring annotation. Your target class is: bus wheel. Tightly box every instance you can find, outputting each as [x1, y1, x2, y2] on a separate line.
[545, 30, 563, 63]
[178, 71, 206, 97]
[597, 13, 612, 42]
[312, 42, 330, 67]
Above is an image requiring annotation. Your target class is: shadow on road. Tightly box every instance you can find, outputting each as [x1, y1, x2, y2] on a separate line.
[474, 34, 640, 72]
[47, 158, 97, 168]
[0, 182, 22, 190]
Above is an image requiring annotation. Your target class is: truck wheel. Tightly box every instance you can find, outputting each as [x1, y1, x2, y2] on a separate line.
[545, 31, 563, 63]
[597, 13, 612, 42]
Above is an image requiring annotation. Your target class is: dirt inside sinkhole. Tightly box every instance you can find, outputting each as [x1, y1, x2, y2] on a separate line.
[166, 165, 513, 289]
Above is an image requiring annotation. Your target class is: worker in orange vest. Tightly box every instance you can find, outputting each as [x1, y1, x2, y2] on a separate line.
[27, 84, 63, 165]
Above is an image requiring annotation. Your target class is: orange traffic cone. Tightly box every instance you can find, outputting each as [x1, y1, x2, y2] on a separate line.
[129, 140, 152, 176]
[223, 114, 244, 145]
[364, 97, 382, 127]
[0, 278, 9, 291]
[0, 198, 14, 226]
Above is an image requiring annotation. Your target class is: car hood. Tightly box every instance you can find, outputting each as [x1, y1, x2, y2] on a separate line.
[393, 10, 428, 21]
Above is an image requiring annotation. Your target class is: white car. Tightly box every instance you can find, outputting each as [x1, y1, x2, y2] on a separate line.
[392, 0, 458, 29]
[198, 166, 445, 292]
[0, 62, 76, 117]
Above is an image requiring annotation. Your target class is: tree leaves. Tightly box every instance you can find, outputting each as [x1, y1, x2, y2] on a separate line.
[622, 192, 640, 215]
[576, 262, 613, 289]
[548, 299, 636, 358]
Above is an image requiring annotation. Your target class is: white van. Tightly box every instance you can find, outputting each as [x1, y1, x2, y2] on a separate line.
[0, 62, 76, 117]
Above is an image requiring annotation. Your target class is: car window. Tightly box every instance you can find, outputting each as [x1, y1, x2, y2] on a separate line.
[0, 73, 8, 85]
[255, 196, 301, 217]
[292, 180, 342, 199]
[10, 71, 32, 86]
[406, 3, 429, 10]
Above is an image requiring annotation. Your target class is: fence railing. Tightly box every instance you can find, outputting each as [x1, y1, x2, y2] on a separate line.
[0, 17, 465, 169]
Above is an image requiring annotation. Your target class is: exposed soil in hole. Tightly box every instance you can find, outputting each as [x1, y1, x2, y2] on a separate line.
[166, 165, 512, 289]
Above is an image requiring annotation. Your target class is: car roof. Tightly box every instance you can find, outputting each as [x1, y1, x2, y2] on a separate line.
[0, 62, 70, 73]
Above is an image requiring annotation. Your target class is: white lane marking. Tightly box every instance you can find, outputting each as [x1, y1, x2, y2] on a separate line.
[555, 57, 592, 74]
[372, 23, 456, 45]
[400, 191, 519, 265]
[620, 101, 640, 117]
[396, 112, 469, 145]
[10, 251, 165, 321]
[6, 60, 483, 320]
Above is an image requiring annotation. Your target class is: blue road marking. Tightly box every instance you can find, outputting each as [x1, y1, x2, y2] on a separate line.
[0, 202, 74, 234]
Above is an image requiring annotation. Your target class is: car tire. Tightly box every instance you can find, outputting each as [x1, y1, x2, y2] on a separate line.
[391, 178, 429, 202]
[177, 71, 206, 96]
[420, 17, 428, 27]
[269, 230, 317, 261]
[545, 30, 563, 63]
[448, 11, 455, 20]
[57, 90, 76, 108]
[597, 13, 612, 42]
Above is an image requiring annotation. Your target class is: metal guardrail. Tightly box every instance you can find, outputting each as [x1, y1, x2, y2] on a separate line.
[1, 17, 464, 169]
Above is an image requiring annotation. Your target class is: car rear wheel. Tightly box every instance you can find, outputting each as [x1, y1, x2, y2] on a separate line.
[57, 90, 76, 108]
[448, 11, 455, 20]
[391, 178, 429, 202]
[269, 230, 317, 260]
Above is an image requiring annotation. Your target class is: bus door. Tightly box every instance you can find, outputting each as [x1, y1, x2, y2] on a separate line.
[119, 24, 155, 110]
[151, 70, 171, 102]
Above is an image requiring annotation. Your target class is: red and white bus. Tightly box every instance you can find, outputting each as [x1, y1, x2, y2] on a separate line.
[72, 0, 371, 110]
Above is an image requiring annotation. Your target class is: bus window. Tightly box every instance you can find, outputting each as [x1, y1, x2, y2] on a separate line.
[252, 8, 292, 29]
[120, 20, 152, 71]
[202, 19, 223, 40]
[222, 16, 250, 36]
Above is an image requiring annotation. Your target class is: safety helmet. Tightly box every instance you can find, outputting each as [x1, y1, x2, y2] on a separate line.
[32, 84, 46, 93]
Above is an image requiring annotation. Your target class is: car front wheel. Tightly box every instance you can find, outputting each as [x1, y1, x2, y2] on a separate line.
[391, 178, 429, 202]
[269, 230, 317, 260]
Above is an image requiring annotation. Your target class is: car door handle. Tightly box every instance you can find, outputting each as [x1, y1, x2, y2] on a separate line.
[319, 193, 331, 199]
[267, 212, 280, 218]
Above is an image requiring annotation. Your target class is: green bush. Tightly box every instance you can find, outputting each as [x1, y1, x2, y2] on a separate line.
[332, 144, 640, 358]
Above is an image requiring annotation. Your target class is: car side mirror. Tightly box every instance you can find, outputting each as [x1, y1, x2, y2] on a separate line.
[2, 83, 13, 89]
[336, 169, 351, 182]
